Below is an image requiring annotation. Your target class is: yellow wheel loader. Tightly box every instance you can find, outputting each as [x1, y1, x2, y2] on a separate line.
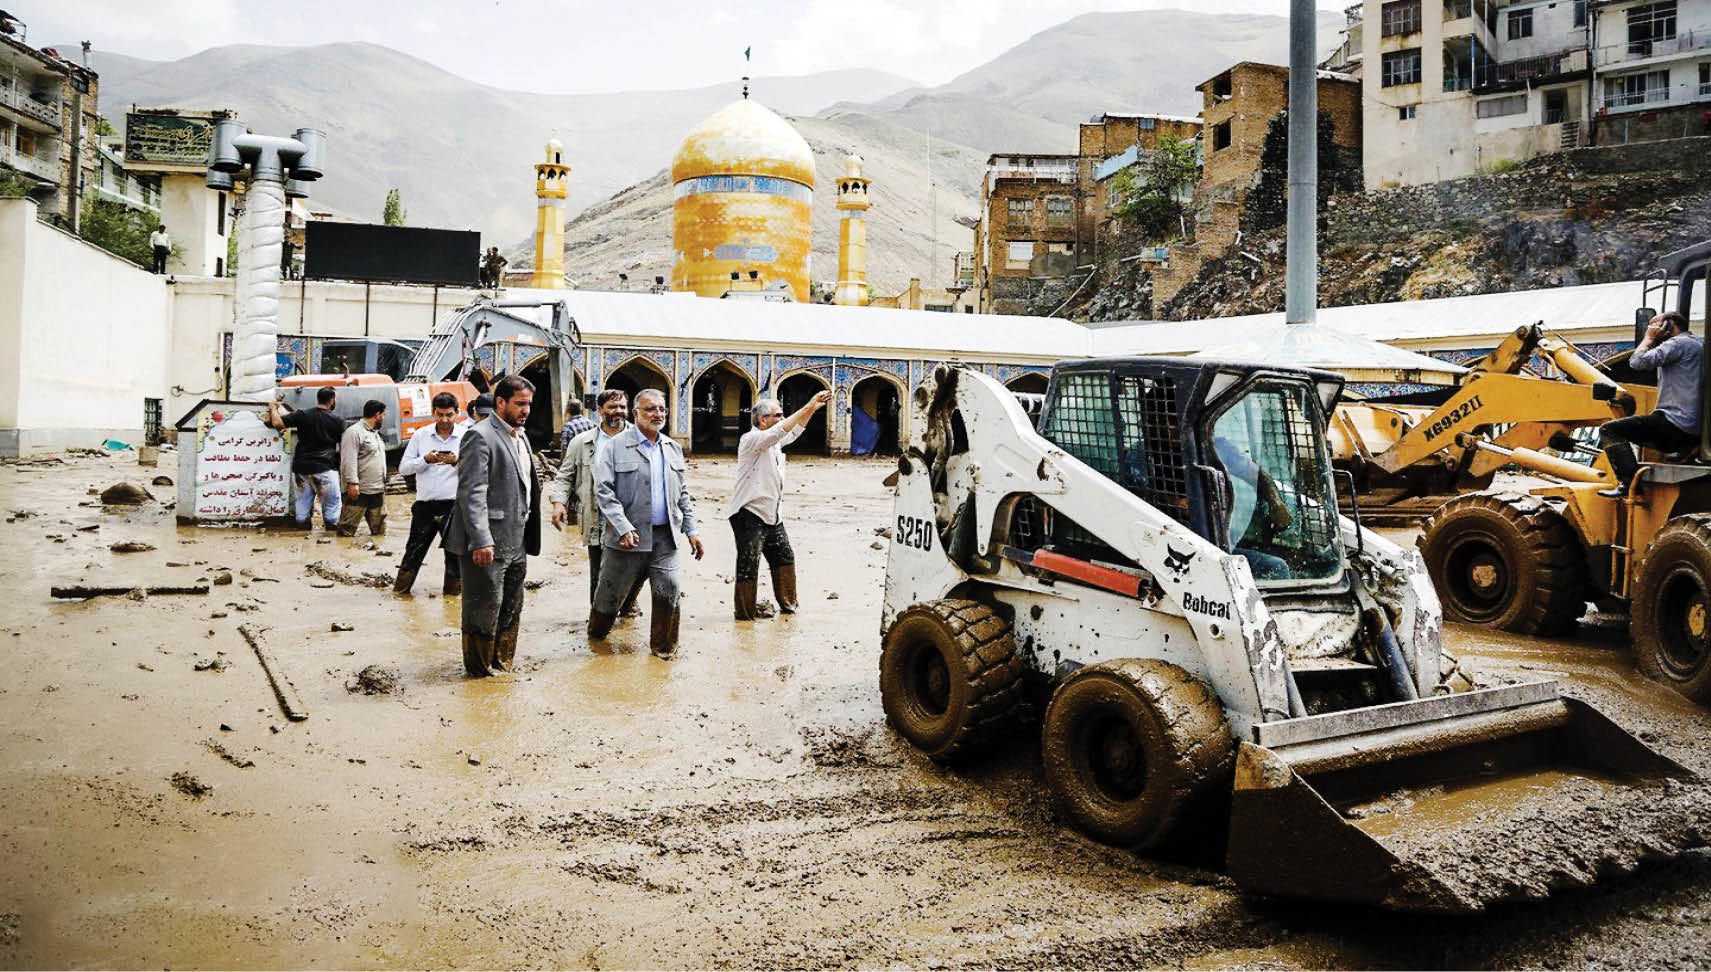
[879, 356, 1707, 912]
[1416, 240, 1711, 703]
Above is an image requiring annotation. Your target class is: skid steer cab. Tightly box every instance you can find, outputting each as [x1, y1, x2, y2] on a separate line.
[879, 360, 1703, 913]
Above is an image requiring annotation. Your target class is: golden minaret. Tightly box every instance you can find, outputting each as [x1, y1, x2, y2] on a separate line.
[833, 153, 870, 306]
[530, 139, 569, 290]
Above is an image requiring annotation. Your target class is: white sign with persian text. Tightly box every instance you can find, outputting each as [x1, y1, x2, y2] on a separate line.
[180, 405, 292, 522]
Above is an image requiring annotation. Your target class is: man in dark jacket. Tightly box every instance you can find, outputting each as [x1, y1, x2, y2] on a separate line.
[444, 376, 542, 676]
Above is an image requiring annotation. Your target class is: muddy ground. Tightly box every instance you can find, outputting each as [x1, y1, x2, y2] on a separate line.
[2, 451, 1710, 969]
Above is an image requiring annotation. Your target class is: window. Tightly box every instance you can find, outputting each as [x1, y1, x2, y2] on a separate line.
[1209, 381, 1342, 584]
[1381, 0, 1421, 37]
[1507, 8, 1532, 40]
[1398, 104, 1418, 120]
[217, 191, 227, 235]
[1627, 1, 1677, 56]
[1212, 74, 1232, 99]
[1603, 70, 1670, 107]
[1476, 93, 1528, 118]
[1382, 48, 1423, 87]
[1573, 1, 1587, 29]
[16, 128, 35, 156]
[1006, 197, 1031, 228]
[1045, 196, 1073, 222]
[1443, 0, 1471, 19]
[1212, 120, 1232, 150]
[1005, 241, 1034, 269]
[1701, 62, 1711, 95]
[1138, 116, 1156, 131]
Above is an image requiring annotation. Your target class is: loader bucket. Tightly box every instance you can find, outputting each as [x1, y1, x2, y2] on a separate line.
[1226, 681, 1709, 913]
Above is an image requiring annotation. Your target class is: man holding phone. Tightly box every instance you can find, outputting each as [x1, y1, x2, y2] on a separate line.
[394, 392, 467, 595]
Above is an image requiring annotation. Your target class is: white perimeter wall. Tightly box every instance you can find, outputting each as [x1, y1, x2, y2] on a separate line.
[0, 197, 172, 456]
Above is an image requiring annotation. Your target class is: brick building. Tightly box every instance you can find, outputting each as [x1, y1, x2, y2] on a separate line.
[0, 17, 99, 227]
[972, 113, 1201, 315]
[1153, 62, 1362, 306]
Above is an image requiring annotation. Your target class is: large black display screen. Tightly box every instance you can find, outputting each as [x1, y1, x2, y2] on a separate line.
[304, 221, 480, 286]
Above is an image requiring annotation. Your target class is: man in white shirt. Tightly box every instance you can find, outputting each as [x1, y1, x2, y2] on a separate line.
[149, 224, 170, 274]
[726, 390, 830, 620]
[394, 392, 466, 596]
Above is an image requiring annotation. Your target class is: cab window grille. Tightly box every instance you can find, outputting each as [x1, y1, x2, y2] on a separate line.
[1116, 374, 1189, 524]
[1040, 372, 1119, 477]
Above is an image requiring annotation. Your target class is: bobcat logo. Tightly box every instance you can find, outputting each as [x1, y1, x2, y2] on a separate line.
[1164, 544, 1196, 578]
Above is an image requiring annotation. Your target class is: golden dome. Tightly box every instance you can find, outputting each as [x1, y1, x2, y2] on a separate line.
[670, 99, 816, 188]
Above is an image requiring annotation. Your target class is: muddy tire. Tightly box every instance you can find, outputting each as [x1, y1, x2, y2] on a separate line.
[878, 599, 1023, 762]
[1040, 659, 1233, 851]
[1418, 492, 1587, 634]
[1631, 515, 1711, 704]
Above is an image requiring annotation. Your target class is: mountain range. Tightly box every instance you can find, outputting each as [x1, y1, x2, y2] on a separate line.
[78, 8, 1343, 293]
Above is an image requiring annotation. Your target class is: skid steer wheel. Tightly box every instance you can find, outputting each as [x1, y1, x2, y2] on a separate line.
[1041, 659, 1233, 851]
[1632, 515, 1711, 704]
[1418, 492, 1588, 635]
[879, 599, 1024, 762]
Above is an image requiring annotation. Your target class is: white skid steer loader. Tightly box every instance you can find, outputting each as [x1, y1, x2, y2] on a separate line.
[879, 361, 1708, 912]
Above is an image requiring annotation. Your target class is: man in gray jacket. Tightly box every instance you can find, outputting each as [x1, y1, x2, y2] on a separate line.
[445, 376, 543, 677]
[590, 388, 704, 658]
[550, 388, 639, 612]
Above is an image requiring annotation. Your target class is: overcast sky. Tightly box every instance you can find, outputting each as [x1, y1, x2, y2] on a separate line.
[29, 0, 1350, 93]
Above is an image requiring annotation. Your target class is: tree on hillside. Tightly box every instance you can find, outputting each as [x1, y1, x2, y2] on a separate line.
[382, 188, 407, 226]
[1243, 111, 1362, 234]
[1109, 134, 1200, 243]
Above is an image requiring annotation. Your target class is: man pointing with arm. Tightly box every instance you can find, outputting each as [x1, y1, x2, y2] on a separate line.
[727, 390, 830, 620]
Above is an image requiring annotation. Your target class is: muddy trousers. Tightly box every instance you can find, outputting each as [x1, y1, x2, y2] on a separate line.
[587, 545, 644, 612]
[336, 491, 387, 537]
[400, 500, 460, 580]
[460, 550, 526, 676]
[591, 531, 680, 655]
[729, 510, 796, 619]
[293, 470, 342, 526]
[1601, 411, 1698, 486]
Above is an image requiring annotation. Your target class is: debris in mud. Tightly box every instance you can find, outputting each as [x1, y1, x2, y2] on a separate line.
[559, 860, 686, 895]
[307, 579, 335, 589]
[330, 621, 355, 633]
[524, 578, 547, 590]
[799, 725, 906, 769]
[305, 561, 391, 590]
[0, 911, 16, 947]
[6, 509, 36, 521]
[874, 527, 892, 538]
[869, 540, 884, 550]
[51, 583, 209, 599]
[108, 541, 156, 553]
[136, 663, 153, 672]
[193, 656, 229, 672]
[203, 738, 255, 769]
[99, 483, 152, 506]
[211, 571, 233, 586]
[755, 600, 777, 619]
[151, 476, 173, 487]
[827, 591, 840, 600]
[347, 664, 401, 695]
[169, 771, 212, 798]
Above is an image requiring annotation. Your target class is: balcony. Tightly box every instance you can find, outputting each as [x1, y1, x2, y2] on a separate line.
[1597, 84, 1674, 110]
[1473, 47, 1589, 91]
[0, 83, 60, 127]
[986, 164, 1076, 184]
[0, 142, 59, 183]
[952, 251, 974, 289]
[1596, 27, 1711, 67]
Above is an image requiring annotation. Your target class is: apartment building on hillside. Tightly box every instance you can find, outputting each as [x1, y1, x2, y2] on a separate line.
[0, 14, 99, 224]
[971, 113, 1200, 315]
[1362, 0, 1710, 188]
[1593, 0, 1711, 143]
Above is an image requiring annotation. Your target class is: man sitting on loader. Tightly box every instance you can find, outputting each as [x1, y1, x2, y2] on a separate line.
[1600, 311, 1702, 496]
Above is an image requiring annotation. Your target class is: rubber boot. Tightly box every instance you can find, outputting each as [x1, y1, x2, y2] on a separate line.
[649, 597, 679, 659]
[734, 580, 759, 621]
[494, 622, 518, 672]
[588, 609, 617, 641]
[462, 631, 496, 677]
[772, 564, 798, 615]
[443, 574, 462, 597]
[393, 567, 417, 596]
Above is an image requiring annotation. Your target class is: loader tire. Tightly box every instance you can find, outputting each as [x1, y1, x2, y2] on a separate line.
[1631, 515, 1711, 704]
[1041, 659, 1233, 851]
[1418, 492, 1588, 635]
[879, 599, 1023, 762]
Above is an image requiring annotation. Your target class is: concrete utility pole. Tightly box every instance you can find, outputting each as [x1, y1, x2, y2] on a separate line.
[1285, 0, 1318, 326]
[205, 120, 325, 402]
